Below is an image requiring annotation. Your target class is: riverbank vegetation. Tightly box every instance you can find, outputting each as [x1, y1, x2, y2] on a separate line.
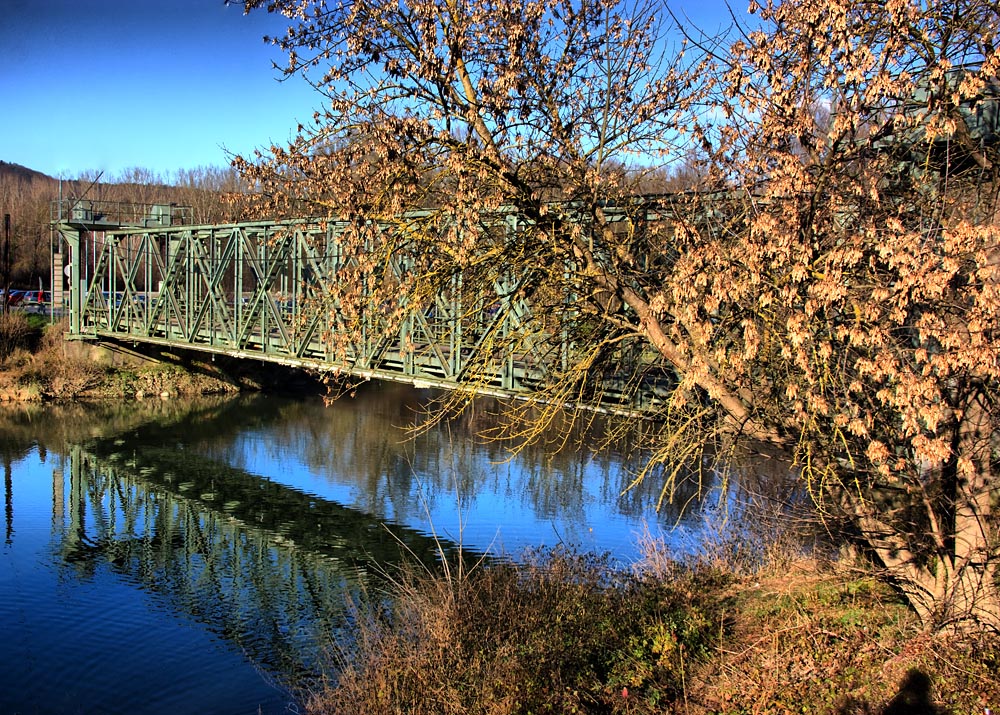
[309, 544, 999, 715]
[0, 315, 241, 401]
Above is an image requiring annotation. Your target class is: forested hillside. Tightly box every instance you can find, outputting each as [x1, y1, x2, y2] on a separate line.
[0, 162, 244, 288]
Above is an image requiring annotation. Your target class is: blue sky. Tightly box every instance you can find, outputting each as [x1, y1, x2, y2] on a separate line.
[1, 0, 746, 180]
[1, 0, 318, 179]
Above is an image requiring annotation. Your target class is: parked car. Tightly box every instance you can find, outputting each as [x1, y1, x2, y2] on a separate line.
[102, 291, 125, 308]
[2, 289, 26, 307]
[20, 289, 50, 306]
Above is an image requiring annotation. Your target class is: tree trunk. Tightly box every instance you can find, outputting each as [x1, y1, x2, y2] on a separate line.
[892, 557, 1000, 633]
[847, 389, 1000, 632]
[848, 509, 1000, 632]
[935, 560, 1000, 632]
[937, 390, 1000, 632]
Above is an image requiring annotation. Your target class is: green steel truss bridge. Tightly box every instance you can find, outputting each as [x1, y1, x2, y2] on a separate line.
[50, 70, 1000, 408]
[52, 200, 672, 410]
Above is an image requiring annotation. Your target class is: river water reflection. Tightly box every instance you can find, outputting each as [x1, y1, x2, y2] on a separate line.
[0, 385, 770, 714]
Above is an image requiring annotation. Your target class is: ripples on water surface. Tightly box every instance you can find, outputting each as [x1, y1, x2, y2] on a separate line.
[0, 386, 779, 714]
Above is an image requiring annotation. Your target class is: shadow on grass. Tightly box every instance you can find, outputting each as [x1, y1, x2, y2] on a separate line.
[838, 669, 945, 715]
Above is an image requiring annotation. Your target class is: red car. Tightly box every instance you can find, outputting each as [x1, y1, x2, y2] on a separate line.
[20, 289, 50, 306]
[2, 290, 25, 306]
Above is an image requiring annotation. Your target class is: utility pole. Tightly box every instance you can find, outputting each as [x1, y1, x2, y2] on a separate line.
[3, 214, 10, 315]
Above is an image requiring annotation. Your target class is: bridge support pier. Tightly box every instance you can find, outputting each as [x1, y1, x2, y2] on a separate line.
[55, 225, 83, 336]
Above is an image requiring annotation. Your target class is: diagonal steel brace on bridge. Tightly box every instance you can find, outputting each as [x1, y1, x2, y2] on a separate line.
[53, 204, 671, 411]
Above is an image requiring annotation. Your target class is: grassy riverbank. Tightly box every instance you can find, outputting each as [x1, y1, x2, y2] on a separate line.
[308, 545, 999, 715]
[0, 312, 242, 401]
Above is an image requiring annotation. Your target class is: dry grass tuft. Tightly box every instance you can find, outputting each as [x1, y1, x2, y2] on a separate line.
[306, 541, 999, 715]
[0, 311, 34, 361]
[309, 549, 727, 715]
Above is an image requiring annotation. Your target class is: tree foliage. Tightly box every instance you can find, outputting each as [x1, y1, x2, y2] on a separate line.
[697, 0, 1000, 631]
[238, 0, 1000, 630]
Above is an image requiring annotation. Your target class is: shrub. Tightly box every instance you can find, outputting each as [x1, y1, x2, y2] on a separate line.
[309, 549, 725, 715]
[0, 311, 33, 360]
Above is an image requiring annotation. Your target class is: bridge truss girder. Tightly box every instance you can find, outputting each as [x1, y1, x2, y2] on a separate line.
[58, 217, 556, 396]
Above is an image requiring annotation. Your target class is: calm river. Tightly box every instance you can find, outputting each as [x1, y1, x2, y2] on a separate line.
[0, 385, 768, 714]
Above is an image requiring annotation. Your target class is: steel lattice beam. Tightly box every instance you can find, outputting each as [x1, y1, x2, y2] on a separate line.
[55, 207, 675, 411]
[56, 216, 560, 395]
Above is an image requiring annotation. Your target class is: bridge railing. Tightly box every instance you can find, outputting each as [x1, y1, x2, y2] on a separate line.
[50, 198, 192, 228]
[55, 212, 611, 399]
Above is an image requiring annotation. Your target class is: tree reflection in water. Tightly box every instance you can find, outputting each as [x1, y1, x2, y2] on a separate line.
[0, 387, 802, 708]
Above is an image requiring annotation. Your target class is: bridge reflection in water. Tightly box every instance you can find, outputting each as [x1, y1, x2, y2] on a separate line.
[59, 434, 470, 689]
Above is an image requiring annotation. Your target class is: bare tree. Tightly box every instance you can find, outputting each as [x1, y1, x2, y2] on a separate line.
[0, 169, 56, 288]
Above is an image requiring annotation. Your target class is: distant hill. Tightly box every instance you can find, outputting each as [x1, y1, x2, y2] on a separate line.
[0, 162, 243, 229]
[0, 161, 55, 184]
